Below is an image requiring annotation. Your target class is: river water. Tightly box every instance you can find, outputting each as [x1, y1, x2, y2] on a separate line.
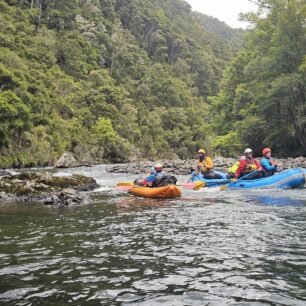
[0, 165, 306, 306]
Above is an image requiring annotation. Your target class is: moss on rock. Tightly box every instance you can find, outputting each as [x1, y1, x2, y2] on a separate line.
[0, 172, 99, 205]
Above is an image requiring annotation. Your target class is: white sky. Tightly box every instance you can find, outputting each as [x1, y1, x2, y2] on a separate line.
[185, 0, 258, 29]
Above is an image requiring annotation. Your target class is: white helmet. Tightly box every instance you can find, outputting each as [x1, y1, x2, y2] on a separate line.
[154, 163, 163, 168]
[244, 148, 253, 154]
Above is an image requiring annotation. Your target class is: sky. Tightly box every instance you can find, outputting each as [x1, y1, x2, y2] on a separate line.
[185, 0, 258, 29]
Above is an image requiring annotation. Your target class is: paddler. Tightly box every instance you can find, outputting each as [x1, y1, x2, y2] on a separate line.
[195, 149, 223, 179]
[144, 163, 177, 187]
[145, 163, 165, 187]
[261, 148, 277, 177]
[233, 148, 263, 180]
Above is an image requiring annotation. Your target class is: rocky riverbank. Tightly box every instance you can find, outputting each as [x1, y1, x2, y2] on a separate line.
[107, 156, 306, 175]
[0, 172, 99, 205]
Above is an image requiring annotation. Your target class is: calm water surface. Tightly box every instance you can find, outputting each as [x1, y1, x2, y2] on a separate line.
[0, 165, 306, 305]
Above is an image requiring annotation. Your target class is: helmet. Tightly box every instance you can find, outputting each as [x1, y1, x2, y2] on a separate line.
[244, 148, 253, 154]
[262, 148, 271, 156]
[154, 163, 163, 169]
[197, 149, 206, 154]
[239, 156, 246, 160]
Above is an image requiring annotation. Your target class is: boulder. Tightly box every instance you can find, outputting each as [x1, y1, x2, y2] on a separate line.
[55, 152, 82, 168]
[0, 172, 99, 205]
[0, 170, 12, 177]
[44, 189, 83, 206]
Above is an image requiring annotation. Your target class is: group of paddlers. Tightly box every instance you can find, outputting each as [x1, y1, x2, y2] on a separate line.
[227, 147, 277, 180]
[134, 147, 277, 188]
[197, 147, 277, 181]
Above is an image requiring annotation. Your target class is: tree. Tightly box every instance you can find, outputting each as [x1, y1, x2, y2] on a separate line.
[212, 0, 306, 156]
[0, 90, 30, 148]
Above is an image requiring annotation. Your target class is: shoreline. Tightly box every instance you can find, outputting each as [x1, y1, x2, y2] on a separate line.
[106, 156, 306, 175]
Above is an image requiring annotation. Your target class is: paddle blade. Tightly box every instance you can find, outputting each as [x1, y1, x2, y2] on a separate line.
[117, 182, 134, 186]
[116, 182, 134, 191]
[182, 181, 205, 190]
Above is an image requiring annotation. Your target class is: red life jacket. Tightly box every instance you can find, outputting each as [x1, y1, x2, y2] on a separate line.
[235, 157, 262, 178]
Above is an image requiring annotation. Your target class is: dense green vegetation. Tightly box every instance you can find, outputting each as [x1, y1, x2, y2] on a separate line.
[0, 0, 242, 167]
[1, 0, 304, 168]
[195, 12, 244, 54]
[211, 0, 306, 157]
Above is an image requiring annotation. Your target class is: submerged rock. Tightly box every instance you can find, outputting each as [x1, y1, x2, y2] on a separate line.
[44, 188, 83, 206]
[0, 172, 99, 205]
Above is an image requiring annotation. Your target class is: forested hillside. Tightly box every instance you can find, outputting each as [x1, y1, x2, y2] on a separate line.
[195, 12, 244, 54]
[0, 0, 243, 167]
[211, 0, 306, 157]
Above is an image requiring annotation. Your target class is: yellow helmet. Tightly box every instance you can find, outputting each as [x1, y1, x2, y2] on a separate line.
[197, 149, 206, 154]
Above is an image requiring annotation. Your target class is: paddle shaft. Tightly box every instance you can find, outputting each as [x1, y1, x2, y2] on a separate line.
[220, 170, 261, 189]
[237, 170, 259, 181]
[188, 171, 199, 183]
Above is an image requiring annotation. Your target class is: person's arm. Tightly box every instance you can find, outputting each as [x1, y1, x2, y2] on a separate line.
[270, 159, 278, 167]
[234, 160, 246, 178]
[196, 162, 202, 174]
[261, 158, 275, 171]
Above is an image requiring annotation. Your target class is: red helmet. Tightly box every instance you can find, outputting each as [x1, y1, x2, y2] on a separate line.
[262, 148, 271, 156]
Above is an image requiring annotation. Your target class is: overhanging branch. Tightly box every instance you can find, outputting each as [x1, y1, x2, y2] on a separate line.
[248, 0, 272, 9]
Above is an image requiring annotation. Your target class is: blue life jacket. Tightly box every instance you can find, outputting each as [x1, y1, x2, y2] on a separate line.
[146, 170, 165, 183]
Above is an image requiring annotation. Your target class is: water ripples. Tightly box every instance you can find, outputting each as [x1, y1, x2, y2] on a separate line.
[0, 166, 306, 305]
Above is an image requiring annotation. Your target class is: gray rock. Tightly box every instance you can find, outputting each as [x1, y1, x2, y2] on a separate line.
[0, 170, 12, 177]
[44, 189, 83, 206]
[55, 152, 82, 168]
[0, 172, 99, 205]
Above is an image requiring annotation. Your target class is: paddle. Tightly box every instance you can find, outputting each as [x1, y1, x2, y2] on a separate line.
[116, 181, 204, 191]
[180, 171, 205, 189]
[187, 170, 200, 182]
[181, 181, 205, 190]
[116, 182, 134, 191]
[235, 170, 259, 181]
[220, 170, 259, 190]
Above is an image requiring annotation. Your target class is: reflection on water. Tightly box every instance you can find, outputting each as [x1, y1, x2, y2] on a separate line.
[246, 194, 305, 207]
[0, 165, 306, 305]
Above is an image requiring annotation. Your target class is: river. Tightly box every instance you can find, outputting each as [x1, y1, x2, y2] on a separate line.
[0, 165, 306, 305]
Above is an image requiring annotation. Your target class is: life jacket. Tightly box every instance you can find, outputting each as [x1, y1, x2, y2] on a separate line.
[228, 161, 240, 174]
[197, 156, 213, 173]
[145, 169, 165, 186]
[244, 158, 259, 173]
[235, 157, 262, 179]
